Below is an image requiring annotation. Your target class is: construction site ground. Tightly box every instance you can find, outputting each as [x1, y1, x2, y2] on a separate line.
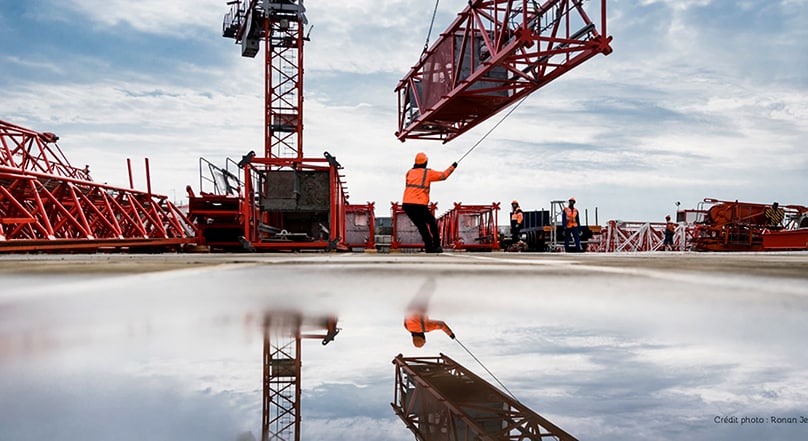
[2, 251, 807, 441]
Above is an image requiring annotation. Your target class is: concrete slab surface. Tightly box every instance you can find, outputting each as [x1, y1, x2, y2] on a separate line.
[1, 251, 807, 440]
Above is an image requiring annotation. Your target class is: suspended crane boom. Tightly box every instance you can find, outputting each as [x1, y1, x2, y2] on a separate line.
[396, 0, 613, 143]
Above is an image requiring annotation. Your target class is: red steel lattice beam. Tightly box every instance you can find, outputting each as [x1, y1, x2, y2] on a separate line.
[392, 353, 578, 441]
[437, 202, 500, 251]
[0, 119, 196, 252]
[396, 0, 612, 143]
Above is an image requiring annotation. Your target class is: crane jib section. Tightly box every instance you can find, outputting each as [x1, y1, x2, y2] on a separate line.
[395, 0, 612, 143]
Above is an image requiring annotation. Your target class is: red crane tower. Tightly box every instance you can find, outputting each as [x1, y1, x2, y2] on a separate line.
[187, 0, 356, 251]
[396, 0, 613, 143]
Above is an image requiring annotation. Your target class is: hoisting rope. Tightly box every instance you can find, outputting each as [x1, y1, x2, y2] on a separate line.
[423, 0, 441, 53]
[456, 95, 529, 164]
[455, 337, 520, 402]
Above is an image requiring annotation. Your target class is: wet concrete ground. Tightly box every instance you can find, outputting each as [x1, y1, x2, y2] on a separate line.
[1, 251, 807, 440]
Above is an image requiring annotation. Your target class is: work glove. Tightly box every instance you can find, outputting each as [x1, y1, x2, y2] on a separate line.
[452, 162, 458, 168]
[449, 332, 456, 339]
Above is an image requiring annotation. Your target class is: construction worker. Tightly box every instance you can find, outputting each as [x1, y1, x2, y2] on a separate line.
[663, 215, 675, 251]
[510, 200, 524, 245]
[404, 313, 455, 348]
[562, 197, 581, 252]
[764, 202, 785, 229]
[402, 152, 457, 253]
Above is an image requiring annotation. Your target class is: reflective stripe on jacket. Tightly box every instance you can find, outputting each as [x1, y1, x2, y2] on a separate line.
[402, 165, 456, 205]
[404, 314, 453, 337]
[565, 207, 579, 228]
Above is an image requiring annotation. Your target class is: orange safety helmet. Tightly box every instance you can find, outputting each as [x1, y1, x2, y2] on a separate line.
[569, 197, 576, 202]
[412, 334, 426, 348]
[414, 152, 428, 165]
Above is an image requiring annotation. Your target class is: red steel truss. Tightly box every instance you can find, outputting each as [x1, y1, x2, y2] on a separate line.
[392, 354, 578, 441]
[437, 202, 500, 251]
[0, 119, 196, 252]
[390, 202, 439, 251]
[196, 1, 351, 252]
[345, 202, 376, 250]
[396, 0, 612, 142]
[598, 220, 692, 252]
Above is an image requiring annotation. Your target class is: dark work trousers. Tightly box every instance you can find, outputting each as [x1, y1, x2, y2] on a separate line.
[511, 226, 521, 243]
[402, 203, 441, 251]
[564, 226, 581, 252]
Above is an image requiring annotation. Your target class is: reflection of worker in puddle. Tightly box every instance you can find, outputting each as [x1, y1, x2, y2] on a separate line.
[404, 277, 455, 347]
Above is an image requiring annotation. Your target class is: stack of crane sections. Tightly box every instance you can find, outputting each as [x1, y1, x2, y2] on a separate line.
[394, 214, 423, 247]
[345, 205, 374, 250]
[456, 213, 484, 245]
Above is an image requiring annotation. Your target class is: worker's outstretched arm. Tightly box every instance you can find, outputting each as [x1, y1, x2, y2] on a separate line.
[426, 163, 456, 182]
[424, 319, 455, 339]
[436, 320, 455, 339]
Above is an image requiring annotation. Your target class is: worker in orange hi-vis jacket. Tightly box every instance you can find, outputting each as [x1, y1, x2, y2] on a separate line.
[403, 277, 455, 348]
[402, 152, 457, 253]
[562, 197, 581, 252]
[404, 314, 455, 348]
[510, 200, 524, 244]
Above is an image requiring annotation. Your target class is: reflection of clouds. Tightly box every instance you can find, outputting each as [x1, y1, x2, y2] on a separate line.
[442, 322, 808, 441]
[0, 370, 250, 441]
[3, 255, 808, 440]
[303, 417, 412, 441]
[305, 382, 391, 419]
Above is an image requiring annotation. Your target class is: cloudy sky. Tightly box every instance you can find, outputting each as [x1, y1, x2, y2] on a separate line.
[1, 0, 806, 222]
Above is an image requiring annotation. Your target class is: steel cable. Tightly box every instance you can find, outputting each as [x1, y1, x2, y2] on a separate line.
[423, 0, 441, 53]
[456, 95, 529, 164]
[454, 337, 520, 402]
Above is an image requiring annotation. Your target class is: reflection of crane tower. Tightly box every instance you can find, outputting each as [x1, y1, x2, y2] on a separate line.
[187, 1, 357, 252]
[262, 313, 338, 441]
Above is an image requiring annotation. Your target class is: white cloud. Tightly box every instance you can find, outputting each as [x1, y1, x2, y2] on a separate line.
[50, 0, 224, 37]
